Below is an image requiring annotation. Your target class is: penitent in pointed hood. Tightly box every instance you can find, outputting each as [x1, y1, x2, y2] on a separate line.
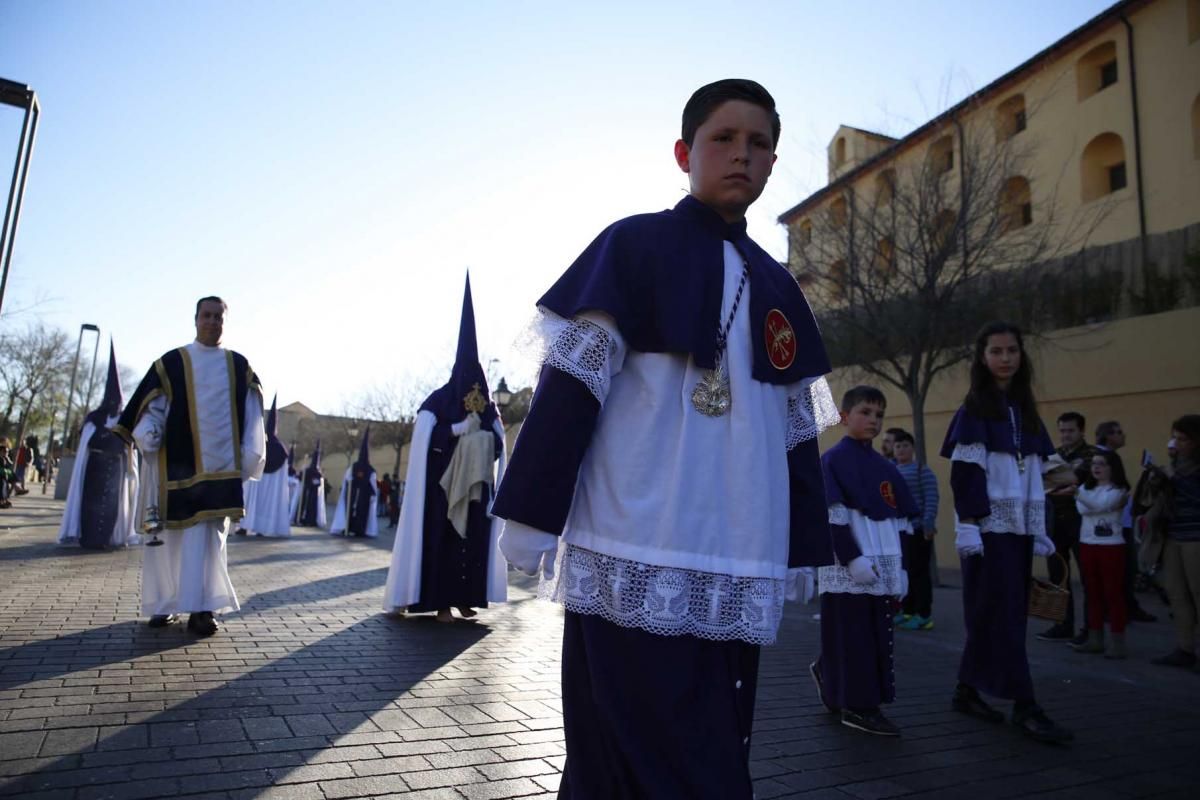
[263, 394, 288, 474]
[419, 272, 498, 428]
[85, 339, 124, 428]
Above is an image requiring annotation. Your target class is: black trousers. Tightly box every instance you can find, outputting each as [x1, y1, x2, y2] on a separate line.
[901, 533, 934, 618]
[1049, 513, 1089, 630]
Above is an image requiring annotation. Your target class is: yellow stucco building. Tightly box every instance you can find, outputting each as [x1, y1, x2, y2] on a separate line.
[779, 0, 1200, 566]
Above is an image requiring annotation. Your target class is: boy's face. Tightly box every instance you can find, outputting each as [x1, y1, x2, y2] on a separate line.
[893, 440, 914, 464]
[674, 100, 776, 223]
[843, 401, 885, 442]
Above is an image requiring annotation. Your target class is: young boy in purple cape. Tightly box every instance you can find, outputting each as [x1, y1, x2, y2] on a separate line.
[491, 79, 838, 798]
[811, 385, 918, 736]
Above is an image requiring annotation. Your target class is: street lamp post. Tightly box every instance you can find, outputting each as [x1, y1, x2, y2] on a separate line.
[62, 324, 100, 453]
[0, 78, 40, 317]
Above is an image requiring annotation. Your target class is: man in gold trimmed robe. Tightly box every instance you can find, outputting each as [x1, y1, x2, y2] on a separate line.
[115, 296, 265, 636]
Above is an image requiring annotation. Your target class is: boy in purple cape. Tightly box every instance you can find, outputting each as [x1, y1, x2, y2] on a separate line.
[811, 385, 918, 736]
[492, 79, 838, 798]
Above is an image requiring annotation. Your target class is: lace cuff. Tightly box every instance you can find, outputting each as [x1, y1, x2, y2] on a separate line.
[951, 442, 987, 467]
[539, 544, 786, 645]
[828, 503, 850, 526]
[818, 554, 904, 597]
[515, 309, 624, 405]
[786, 376, 839, 451]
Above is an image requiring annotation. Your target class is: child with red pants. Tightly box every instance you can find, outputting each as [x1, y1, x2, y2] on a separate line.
[1074, 448, 1132, 658]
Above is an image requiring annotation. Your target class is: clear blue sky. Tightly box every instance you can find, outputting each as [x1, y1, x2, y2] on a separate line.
[0, 0, 1114, 414]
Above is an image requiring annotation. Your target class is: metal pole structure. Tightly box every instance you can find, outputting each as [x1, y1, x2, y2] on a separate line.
[62, 323, 99, 453]
[0, 78, 40, 318]
[81, 330, 101, 419]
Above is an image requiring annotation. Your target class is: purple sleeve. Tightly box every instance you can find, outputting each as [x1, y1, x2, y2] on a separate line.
[950, 461, 990, 520]
[830, 523, 862, 565]
[490, 365, 599, 535]
[787, 437, 833, 568]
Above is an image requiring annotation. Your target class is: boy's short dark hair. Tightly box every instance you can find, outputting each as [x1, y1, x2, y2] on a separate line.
[195, 296, 227, 317]
[893, 430, 914, 445]
[1171, 414, 1200, 442]
[1057, 411, 1085, 431]
[682, 79, 780, 149]
[841, 385, 886, 412]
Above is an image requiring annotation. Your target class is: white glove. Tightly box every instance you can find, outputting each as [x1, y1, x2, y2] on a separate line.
[785, 568, 817, 603]
[955, 522, 983, 558]
[1032, 533, 1056, 558]
[847, 556, 878, 585]
[896, 570, 909, 601]
[498, 521, 559, 580]
[450, 413, 481, 437]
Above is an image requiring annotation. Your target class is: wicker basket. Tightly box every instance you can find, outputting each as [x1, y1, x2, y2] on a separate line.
[1028, 552, 1070, 622]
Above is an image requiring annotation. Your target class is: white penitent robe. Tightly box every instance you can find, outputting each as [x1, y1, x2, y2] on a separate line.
[383, 413, 508, 611]
[57, 415, 140, 548]
[242, 467, 291, 537]
[134, 342, 266, 616]
[330, 467, 379, 537]
[287, 473, 301, 523]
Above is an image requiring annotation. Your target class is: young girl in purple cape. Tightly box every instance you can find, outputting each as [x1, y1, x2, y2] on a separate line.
[941, 321, 1072, 744]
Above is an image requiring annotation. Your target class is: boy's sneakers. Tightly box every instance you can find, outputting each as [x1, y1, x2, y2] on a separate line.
[892, 612, 911, 625]
[898, 615, 933, 631]
[841, 708, 900, 737]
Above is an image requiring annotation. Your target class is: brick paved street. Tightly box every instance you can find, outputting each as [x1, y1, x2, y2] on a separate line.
[2, 493, 1197, 799]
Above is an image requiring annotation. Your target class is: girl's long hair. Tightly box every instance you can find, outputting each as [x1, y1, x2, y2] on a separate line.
[1083, 448, 1130, 490]
[964, 321, 1042, 433]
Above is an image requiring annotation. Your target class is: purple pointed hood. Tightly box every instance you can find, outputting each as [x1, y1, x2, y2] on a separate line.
[85, 339, 124, 428]
[419, 273, 498, 428]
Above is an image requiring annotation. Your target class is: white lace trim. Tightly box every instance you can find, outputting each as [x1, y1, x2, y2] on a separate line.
[818, 554, 904, 596]
[951, 442, 988, 467]
[828, 503, 850, 525]
[515, 310, 619, 405]
[980, 498, 1046, 537]
[539, 544, 785, 645]
[786, 376, 839, 451]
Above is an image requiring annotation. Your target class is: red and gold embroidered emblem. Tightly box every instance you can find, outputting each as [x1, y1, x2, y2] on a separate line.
[880, 481, 898, 508]
[764, 309, 796, 370]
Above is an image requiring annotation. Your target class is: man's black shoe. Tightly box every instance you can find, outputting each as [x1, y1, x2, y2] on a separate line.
[1150, 649, 1197, 668]
[809, 661, 836, 713]
[841, 708, 900, 737]
[1069, 628, 1089, 646]
[1012, 705, 1073, 744]
[952, 685, 1004, 723]
[1129, 606, 1157, 623]
[1035, 623, 1072, 641]
[187, 612, 219, 636]
[147, 614, 177, 628]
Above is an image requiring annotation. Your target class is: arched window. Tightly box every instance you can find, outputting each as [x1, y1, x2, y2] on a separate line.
[1080, 133, 1127, 202]
[829, 259, 848, 300]
[930, 136, 954, 175]
[996, 94, 1027, 140]
[835, 137, 847, 166]
[931, 209, 958, 254]
[875, 169, 896, 205]
[1192, 94, 1200, 159]
[830, 196, 848, 228]
[874, 237, 896, 274]
[1000, 176, 1032, 232]
[790, 219, 813, 253]
[1077, 41, 1118, 101]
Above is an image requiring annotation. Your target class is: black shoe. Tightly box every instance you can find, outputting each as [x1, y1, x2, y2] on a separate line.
[809, 661, 837, 713]
[1129, 606, 1157, 623]
[1035, 623, 1072, 641]
[234, 528, 247, 536]
[1012, 705, 1073, 744]
[952, 685, 1004, 723]
[1150, 649, 1197, 668]
[841, 708, 900, 737]
[187, 612, 219, 636]
[1069, 628, 1089, 647]
[147, 614, 177, 628]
